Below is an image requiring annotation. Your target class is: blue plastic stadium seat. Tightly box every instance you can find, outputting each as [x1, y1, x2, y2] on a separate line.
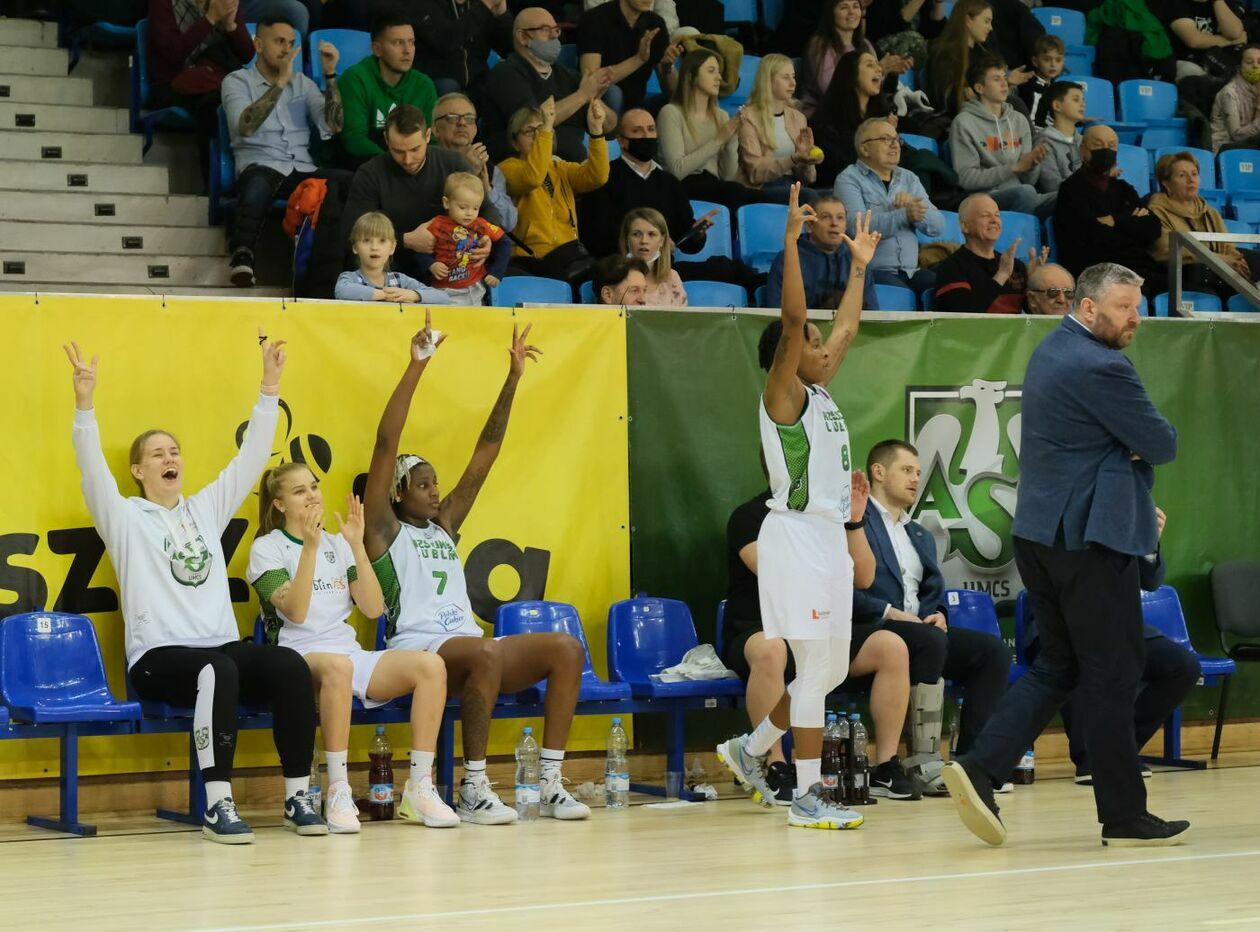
[606, 137, 621, 161]
[607, 597, 744, 699]
[762, 0, 785, 29]
[1117, 144, 1151, 197]
[945, 590, 1024, 683]
[0, 613, 141, 724]
[132, 19, 196, 153]
[722, 54, 760, 106]
[900, 132, 938, 155]
[1218, 149, 1260, 223]
[489, 275, 573, 305]
[754, 284, 769, 307]
[920, 287, 935, 311]
[1228, 292, 1260, 311]
[720, 0, 758, 24]
[1033, 7, 1086, 45]
[1063, 44, 1095, 77]
[687, 200, 733, 261]
[495, 601, 631, 701]
[874, 283, 918, 310]
[1072, 76, 1116, 122]
[579, 279, 597, 303]
[917, 209, 961, 245]
[685, 279, 748, 306]
[715, 599, 727, 660]
[1154, 291, 1222, 316]
[307, 29, 371, 89]
[1119, 80, 1187, 148]
[736, 203, 788, 272]
[1141, 586, 1237, 681]
[557, 43, 579, 71]
[994, 210, 1041, 255]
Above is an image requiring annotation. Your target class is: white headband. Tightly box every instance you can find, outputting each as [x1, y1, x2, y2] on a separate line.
[391, 454, 430, 502]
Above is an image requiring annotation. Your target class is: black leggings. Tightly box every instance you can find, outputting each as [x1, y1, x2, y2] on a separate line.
[131, 641, 316, 783]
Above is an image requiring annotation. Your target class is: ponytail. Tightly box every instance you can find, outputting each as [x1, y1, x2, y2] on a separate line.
[256, 462, 310, 537]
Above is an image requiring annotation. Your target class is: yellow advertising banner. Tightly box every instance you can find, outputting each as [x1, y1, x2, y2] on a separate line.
[0, 294, 630, 778]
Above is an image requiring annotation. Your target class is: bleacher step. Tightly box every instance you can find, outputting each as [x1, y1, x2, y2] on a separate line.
[0, 101, 129, 133]
[0, 18, 60, 48]
[0, 252, 236, 287]
[0, 45, 68, 77]
[0, 190, 208, 226]
[0, 129, 141, 163]
[0, 72, 94, 106]
[0, 282, 290, 298]
[0, 158, 168, 193]
[0, 221, 224, 256]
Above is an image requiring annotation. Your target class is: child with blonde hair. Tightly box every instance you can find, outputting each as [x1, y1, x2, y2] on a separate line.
[335, 211, 450, 304]
[419, 171, 511, 306]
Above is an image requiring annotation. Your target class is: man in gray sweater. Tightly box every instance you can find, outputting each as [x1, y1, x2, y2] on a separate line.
[950, 55, 1057, 218]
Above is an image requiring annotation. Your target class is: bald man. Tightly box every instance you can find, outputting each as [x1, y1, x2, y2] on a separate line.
[933, 194, 1034, 314]
[477, 6, 616, 161]
[1025, 263, 1074, 315]
[1052, 124, 1164, 295]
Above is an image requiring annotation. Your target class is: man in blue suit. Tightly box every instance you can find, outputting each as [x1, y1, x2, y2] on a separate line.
[855, 440, 1012, 795]
[942, 262, 1189, 849]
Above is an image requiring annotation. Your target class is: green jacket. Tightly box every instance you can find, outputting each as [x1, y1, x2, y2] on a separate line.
[337, 54, 438, 158]
[1085, 0, 1173, 62]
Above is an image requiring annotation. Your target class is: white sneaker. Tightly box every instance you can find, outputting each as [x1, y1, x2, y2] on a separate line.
[540, 771, 591, 820]
[399, 778, 460, 828]
[715, 735, 775, 808]
[457, 773, 519, 825]
[325, 780, 361, 834]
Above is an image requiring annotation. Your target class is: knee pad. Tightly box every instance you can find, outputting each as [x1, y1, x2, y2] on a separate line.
[902, 678, 945, 770]
[786, 638, 834, 729]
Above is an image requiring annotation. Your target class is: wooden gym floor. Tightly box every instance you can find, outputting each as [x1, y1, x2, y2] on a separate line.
[1, 761, 1258, 930]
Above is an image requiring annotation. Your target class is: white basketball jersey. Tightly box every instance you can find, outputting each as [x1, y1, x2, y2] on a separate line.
[374, 520, 482, 647]
[759, 383, 852, 520]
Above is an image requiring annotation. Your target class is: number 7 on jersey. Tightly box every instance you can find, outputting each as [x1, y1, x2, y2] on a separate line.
[432, 571, 448, 595]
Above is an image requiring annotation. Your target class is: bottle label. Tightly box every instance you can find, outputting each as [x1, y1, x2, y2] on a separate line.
[369, 783, 394, 803]
[515, 783, 540, 804]
[821, 774, 839, 790]
[853, 773, 866, 789]
[607, 773, 630, 793]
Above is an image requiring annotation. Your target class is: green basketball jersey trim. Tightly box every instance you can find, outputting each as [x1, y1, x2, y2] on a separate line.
[776, 419, 812, 511]
[370, 550, 403, 639]
[251, 569, 291, 645]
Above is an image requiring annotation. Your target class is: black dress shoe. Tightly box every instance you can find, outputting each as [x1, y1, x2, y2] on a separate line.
[1102, 811, 1191, 847]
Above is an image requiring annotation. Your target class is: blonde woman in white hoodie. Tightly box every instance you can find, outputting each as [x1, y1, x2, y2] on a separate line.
[65, 333, 325, 845]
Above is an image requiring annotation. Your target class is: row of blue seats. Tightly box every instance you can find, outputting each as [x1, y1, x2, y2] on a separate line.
[0, 596, 742, 835]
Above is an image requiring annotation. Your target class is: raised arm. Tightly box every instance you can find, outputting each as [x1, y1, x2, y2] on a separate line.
[338, 494, 385, 618]
[66, 342, 128, 541]
[816, 210, 880, 383]
[363, 316, 444, 559]
[847, 470, 876, 589]
[438, 322, 542, 535]
[763, 183, 813, 425]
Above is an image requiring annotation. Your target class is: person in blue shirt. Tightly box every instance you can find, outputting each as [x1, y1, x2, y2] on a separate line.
[835, 117, 945, 295]
[764, 196, 879, 310]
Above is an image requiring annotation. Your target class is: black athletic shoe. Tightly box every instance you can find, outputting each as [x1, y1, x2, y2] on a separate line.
[1102, 811, 1190, 847]
[765, 761, 795, 807]
[941, 756, 1006, 846]
[229, 248, 255, 288]
[871, 756, 922, 800]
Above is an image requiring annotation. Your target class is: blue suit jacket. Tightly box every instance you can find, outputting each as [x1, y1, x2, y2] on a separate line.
[853, 508, 945, 624]
[1011, 315, 1177, 556]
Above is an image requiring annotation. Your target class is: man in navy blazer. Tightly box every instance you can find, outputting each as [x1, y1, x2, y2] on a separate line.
[854, 440, 1011, 795]
[943, 262, 1189, 849]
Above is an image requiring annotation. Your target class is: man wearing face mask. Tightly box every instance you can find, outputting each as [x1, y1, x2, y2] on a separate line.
[1052, 124, 1165, 297]
[477, 6, 616, 162]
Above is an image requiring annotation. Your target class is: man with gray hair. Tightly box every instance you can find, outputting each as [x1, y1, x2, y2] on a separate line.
[1024, 262, 1074, 315]
[431, 92, 517, 233]
[942, 262, 1189, 849]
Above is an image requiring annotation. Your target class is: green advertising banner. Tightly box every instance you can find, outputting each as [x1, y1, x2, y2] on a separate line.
[627, 311, 1260, 720]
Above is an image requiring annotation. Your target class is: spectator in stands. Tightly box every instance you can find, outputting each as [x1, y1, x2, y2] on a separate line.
[499, 97, 610, 283]
[984, 0, 1045, 89]
[1016, 33, 1064, 129]
[950, 55, 1055, 217]
[810, 50, 897, 189]
[856, 439, 1012, 794]
[577, 0, 680, 113]
[835, 116, 944, 292]
[1053, 124, 1164, 294]
[619, 207, 687, 305]
[342, 104, 501, 279]
[801, 0, 911, 115]
[1162, 0, 1247, 81]
[933, 193, 1035, 313]
[925, 0, 995, 118]
[221, 17, 349, 288]
[335, 210, 449, 302]
[431, 92, 518, 234]
[413, 0, 513, 96]
[865, 0, 948, 61]
[417, 172, 512, 303]
[1148, 151, 1259, 294]
[593, 254, 649, 304]
[146, 0, 256, 178]
[1211, 43, 1260, 153]
[765, 195, 879, 309]
[736, 54, 824, 198]
[585, 0, 680, 35]
[722, 482, 922, 803]
[479, 7, 615, 162]
[1035, 81, 1084, 194]
[337, 13, 438, 169]
[1024, 261, 1074, 314]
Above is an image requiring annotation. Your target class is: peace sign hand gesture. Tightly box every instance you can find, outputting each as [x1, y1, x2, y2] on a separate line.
[411, 309, 447, 363]
[785, 181, 817, 242]
[839, 209, 882, 268]
[507, 321, 543, 383]
[63, 341, 98, 411]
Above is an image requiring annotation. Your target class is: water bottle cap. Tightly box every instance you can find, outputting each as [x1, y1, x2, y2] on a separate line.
[849, 713, 859, 721]
[826, 712, 837, 721]
[612, 717, 621, 725]
[375, 725, 385, 734]
[523, 726, 533, 735]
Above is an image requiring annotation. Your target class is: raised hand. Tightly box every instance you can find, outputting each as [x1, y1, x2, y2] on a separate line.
[539, 95, 557, 131]
[411, 310, 447, 362]
[507, 321, 543, 382]
[839, 209, 882, 268]
[850, 469, 870, 522]
[298, 502, 324, 547]
[1027, 244, 1050, 275]
[1007, 65, 1035, 86]
[996, 236, 1021, 283]
[259, 326, 286, 392]
[336, 494, 365, 546]
[318, 40, 339, 76]
[587, 96, 607, 137]
[63, 341, 99, 411]
[784, 181, 818, 241]
[719, 105, 746, 142]
[637, 27, 661, 64]
[466, 141, 491, 174]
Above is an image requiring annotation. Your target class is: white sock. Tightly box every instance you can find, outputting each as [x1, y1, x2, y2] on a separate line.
[743, 717, 787, 758]
[463, 759, 486, 782]
[284, 776, 309, 800]
[205, 780, 232, 809]
[410, 749, 435, 789]
[541, 748, 564, 778]
[325, 749, 349, 786]
[795, 759, 822, 797]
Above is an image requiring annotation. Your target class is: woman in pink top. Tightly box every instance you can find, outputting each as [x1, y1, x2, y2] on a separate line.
[619, 208, 687, 306]
[802, 0, 911, 115]
[737, 54, 825, 200]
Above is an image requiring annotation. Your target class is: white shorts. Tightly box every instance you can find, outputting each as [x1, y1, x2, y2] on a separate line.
[757, 510, 854, 641]
[388, 629, 488, 655]
[297, 646, 390, 710]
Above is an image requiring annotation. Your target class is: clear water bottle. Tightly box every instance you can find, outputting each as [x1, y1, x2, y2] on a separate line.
[949, 699, 964, 757]
[308, 741, 323, 815]
[369, 725, 394, 821]
[1014, 747, 1036, 785]
[850, 712, 872, 806]
[515, 726, 541, 821]
[821, 712, 842, 802]
[605, 716, 630, 809]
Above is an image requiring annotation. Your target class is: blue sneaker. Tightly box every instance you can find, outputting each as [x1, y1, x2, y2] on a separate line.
[202, 797, 254, 845]
[788, 784, 864, 830]
[716, 735, 775, 808]
[284, 792, 329, 836]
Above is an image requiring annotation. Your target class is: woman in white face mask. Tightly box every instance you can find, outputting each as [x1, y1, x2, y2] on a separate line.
[618, 207, 687, 306]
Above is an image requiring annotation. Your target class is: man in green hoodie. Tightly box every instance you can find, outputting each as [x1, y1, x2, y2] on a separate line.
[337, 11, 438, 168]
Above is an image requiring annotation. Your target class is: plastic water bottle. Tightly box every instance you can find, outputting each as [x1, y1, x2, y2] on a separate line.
[821, 712, 843, 801]
[948, 699, 963, 757]
[605, 717, 630, 809]
[1014, 747, 1036, 785]
[849, 712, 872, 805]
[515, 726, 541, 821]
[308, 741, 323, 815]
[368, 726, 394, 821]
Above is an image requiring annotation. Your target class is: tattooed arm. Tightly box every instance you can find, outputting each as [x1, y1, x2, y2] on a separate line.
[323, 76, 344, 134]
[438, 323, 542, 535]
[237, 79, 287, 137]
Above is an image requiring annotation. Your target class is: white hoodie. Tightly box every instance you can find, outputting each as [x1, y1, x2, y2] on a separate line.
[71, 394, 280, 668]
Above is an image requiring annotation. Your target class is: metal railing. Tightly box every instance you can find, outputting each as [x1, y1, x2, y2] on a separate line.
[1168, 230, 1260, 314]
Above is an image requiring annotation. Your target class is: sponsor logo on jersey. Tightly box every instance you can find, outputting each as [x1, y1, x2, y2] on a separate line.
[810, 608, 831, 621]
[822, 409, 847, 434]
[194, 726, 210, 751]
[436, 603, 466, 631]
[166, 535, 213, 587]
[325, 550, 336, 564]
[906, 378, 1022, 605]
[312, 576, 348, 593]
